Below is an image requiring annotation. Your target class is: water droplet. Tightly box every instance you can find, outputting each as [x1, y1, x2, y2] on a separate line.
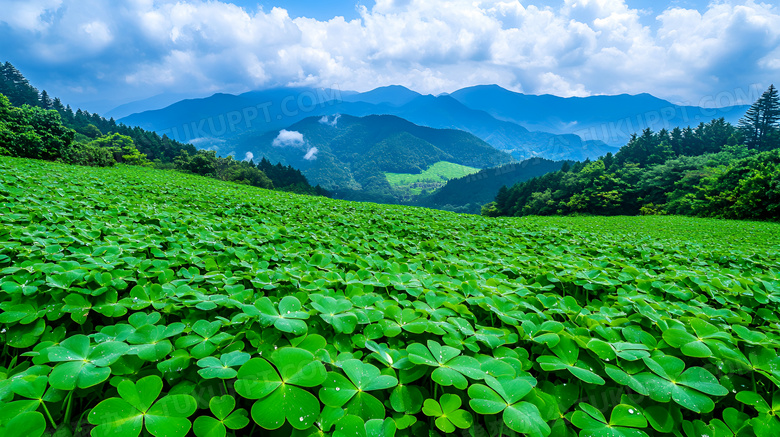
[335, 387, 340, 391]
[628, 409, 634, 414]
[299, 417, 304, 421]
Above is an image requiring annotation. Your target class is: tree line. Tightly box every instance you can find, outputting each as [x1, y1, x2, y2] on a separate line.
[0, 62, 326, 196]
[483, 85, 780, 220]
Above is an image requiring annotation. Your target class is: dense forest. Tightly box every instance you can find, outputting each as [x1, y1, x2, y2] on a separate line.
[0, 62, 326, 195]
[484, 85, 780, 220]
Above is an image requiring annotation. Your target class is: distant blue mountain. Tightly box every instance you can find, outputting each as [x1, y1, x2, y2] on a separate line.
[450, 85, 749, 146]
[105, 92, 211, 120]
[341, 85, 421, 106]
[118, 85, 616, 161]
[118, 87, 348, 138]
[323, 93, 614, 161]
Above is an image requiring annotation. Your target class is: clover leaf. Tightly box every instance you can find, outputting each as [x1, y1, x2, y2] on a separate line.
[88, 374, 197, 437]
[243, 296, 309, 336]
[422, 394, 473, 433]
[634, 355, 728, 413]
[0, 411, 46, 437]
[235, 347, 326, 430]
[127, 322, 184, 362]
[468, 375, 551, 437]
[571, 403, 649, 437]
[319, 359, 398, 421]
[197, 351, 250, 379]
[537, 337, 605, 385]
[46, 334, 129, 390]
[193, 395, 250, 437]
[406, 340, 484, 389]
[174, 320, 231, 359]
[310, 295, 359, 334]
[662, 319, 733, 359]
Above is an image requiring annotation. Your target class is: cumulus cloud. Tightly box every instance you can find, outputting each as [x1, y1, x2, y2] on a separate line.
[244, 151, 254, 161]
[272, 129, 305, 148]
[1, 0, 778, 109]
[303, 147, 319, 160]
[319, 114, 341, 127]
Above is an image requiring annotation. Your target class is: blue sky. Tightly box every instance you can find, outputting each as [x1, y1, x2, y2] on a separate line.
[0, 0, 778, 113]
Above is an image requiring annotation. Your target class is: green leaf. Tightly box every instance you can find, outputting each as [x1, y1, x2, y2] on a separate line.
[422, 394, 473, 433]
[235, 358, 282, 400]
[145, 395, 198, 436]
[250, 384, 320, 430]
[89, 375, 197, 437]
[504, 401, 551, 437]
[0, 411, 47, 437]
[193, 416, 225, 437]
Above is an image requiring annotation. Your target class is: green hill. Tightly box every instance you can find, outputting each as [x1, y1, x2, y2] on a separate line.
[228, 114, 514, 199]
[1, 156, 779, 437]
[385, 161, 480, 197]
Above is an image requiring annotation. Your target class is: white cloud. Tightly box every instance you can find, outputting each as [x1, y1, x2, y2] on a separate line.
[303, 146, 319, 160]
[2, 0, 779, 107]
[272, 129, 305, 147]
[319, 114, 340, 127]
[0, 0, 63, 32]
[244, 151, 254, 161]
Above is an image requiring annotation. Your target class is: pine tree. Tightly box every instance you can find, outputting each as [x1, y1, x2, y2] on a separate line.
[739, 84, 780, 150]
[0, 62, 40, 106]
[52, 97, 65, 113]
[40, 90, 53, 109]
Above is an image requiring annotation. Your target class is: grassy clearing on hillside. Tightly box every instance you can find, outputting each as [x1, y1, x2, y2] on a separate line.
[385, 161, 479, 194]
[2, 157, 780, 437]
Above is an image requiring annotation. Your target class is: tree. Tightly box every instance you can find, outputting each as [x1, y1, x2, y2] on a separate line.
[739, 84, 780, 151]
[39, 90, 53, 109]
[0, 62, 40, 106]
[0, 94, 76, 160]
[86, 133, 149, 166]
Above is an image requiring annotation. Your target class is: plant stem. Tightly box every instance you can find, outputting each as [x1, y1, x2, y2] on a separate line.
[41, 401, 57, 429]
[62, 390, 74, 429]
[752, 370, 757, 393]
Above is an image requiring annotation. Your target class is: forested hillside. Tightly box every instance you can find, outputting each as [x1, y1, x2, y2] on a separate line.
[0, 62, 325, 195]
[230, 114, 514, 200]
[415, 158, 566, 214]
[485, 86, 780, 221]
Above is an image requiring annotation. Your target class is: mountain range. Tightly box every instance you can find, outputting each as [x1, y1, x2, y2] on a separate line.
[119, 86, 618, 162]
[117, 84, 747, 155]
[449, 85, 749, 146]
[115, 84, 750, 207]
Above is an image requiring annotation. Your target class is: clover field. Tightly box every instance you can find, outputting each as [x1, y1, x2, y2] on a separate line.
[1, 156, 780, 437]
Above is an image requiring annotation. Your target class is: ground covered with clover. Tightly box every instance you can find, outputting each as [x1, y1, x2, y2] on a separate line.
[1, 156, 780, 437]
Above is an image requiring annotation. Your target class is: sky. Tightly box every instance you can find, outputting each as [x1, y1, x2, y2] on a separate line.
[0, 0, 778, 113]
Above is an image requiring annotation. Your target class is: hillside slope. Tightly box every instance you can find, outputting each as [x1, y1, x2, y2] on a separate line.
[228, 114, 514, 197]
[415, 158, 566, 214]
